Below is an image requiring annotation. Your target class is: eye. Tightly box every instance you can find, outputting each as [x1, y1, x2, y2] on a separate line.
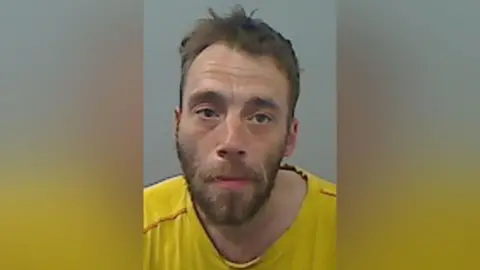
[195, 108, 219, 119]
[249, 113, 272, 124]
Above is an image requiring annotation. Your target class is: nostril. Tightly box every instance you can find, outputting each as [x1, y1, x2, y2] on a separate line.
[217, 149, 227, 157]
[216, 148, 246, 158]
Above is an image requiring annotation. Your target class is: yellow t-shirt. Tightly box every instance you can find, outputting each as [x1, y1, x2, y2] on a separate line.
[143, 165, 336, 270]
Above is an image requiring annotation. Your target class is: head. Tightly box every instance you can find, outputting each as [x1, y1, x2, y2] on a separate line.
[175, 6, 301, 226]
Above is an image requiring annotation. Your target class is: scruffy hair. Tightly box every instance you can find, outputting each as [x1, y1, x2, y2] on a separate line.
[178, 5, 301, 119]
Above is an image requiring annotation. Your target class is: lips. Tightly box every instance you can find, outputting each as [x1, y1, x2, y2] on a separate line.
[214, 176, 250, 189]
[216, 176, 248, 182]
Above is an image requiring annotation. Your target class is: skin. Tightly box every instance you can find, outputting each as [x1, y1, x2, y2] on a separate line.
[174, 42, 306, 263]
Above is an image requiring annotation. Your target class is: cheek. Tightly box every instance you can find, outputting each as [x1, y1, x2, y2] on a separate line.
[178, 128, 215, 160]
[179, 117, 212, 139]
[263, 138, 289, 161]
[177, 129, 199, 157]
[251, 129, 287, 148]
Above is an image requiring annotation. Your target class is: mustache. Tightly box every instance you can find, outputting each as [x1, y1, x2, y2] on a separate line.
[175, 139, 270, 184]
[194, 160, 267, 184]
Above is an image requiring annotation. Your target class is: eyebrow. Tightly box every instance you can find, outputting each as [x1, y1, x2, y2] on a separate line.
[245, 96, 280, 112]
[187, 90, 280, 111]
[187, 90, 226, 109]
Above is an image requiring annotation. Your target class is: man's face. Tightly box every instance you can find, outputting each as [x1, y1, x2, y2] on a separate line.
[175, 43, 298, 226]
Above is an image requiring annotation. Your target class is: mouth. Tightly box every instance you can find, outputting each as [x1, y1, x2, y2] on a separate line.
[214, 176, 251, 190]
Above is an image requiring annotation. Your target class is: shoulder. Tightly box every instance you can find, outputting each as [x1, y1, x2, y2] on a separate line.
[282, 164, 336, 199]
[143, 175, 189, 233]
[292, 166, 336, 228]
[309, 174, 336, 199]
[303, 169, 336, 222]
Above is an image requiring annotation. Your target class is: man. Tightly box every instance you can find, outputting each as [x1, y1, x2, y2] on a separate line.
[143, 6, 336, 270]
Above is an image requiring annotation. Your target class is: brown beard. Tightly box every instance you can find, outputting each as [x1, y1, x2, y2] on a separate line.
[175, 137, 286, 226]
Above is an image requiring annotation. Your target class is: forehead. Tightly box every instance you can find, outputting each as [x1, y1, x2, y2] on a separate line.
[183, 43, 290, 108]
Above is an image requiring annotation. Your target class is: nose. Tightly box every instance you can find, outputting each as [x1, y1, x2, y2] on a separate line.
[216, 116, 247, 160]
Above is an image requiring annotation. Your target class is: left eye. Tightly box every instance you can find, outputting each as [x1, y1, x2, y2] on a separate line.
[249, 114, 272, 124]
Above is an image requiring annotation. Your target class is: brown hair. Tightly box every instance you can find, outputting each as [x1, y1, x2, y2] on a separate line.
[178, 5, 301, 119]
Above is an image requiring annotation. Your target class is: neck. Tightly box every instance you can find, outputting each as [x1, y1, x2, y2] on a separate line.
[196, 169, 307, 263]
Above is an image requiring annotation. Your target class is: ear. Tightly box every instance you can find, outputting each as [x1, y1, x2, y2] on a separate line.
[174, 107, 181, 138]
[284, 118, 299, 157]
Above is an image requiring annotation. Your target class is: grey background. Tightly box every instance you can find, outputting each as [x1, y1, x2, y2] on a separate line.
[144, 0, 336, 185]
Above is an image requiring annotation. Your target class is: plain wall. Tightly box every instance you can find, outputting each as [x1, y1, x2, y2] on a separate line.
[144, 0, 336, 185]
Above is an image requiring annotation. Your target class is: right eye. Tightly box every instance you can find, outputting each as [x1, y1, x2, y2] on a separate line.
[195, 108, 219, 119]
